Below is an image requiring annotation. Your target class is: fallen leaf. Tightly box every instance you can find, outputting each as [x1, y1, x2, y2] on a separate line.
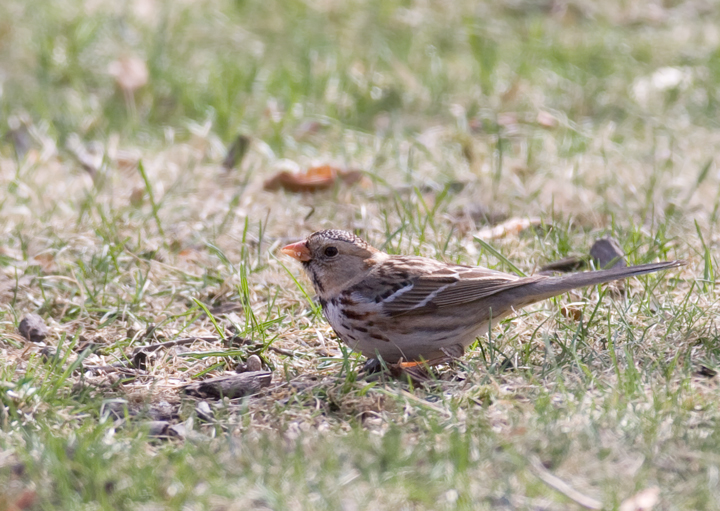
[32, 253, 56, 273]
[475, 217, 542, 240]
[264, 165, 365, 193]
[619, 487, 660, 511]
[560, 305, 582, 321]
[264, 165, 334, 192]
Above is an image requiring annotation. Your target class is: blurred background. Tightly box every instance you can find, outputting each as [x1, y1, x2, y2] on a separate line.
[3, 0, 719, 231]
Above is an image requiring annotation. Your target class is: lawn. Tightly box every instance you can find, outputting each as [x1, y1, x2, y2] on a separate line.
[1, 0, 719, 509]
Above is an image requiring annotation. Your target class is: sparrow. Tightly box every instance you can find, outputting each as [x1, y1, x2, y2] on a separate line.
[282, 230, 684, 364]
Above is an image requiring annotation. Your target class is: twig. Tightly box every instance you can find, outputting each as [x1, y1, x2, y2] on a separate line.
[132, 337, 220, 356]
[268, 346, 297, 357]
[183, 371, 272, 399]
[529, 457, 602, 510]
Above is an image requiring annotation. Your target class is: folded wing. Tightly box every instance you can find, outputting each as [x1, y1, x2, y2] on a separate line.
[381, 266, 545, 315]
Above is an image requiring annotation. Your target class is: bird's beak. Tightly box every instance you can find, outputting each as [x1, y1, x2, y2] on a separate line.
[281, 240, 312, 262]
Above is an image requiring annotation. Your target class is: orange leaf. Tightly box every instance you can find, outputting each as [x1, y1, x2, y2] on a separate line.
[263, 165, 339, 193]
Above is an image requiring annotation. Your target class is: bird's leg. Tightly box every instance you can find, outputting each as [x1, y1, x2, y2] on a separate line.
[440, 344, 465, 362]
[361, 346, 465, 383]
[360, 356, 431, 383]
[395, 344, 465, 369]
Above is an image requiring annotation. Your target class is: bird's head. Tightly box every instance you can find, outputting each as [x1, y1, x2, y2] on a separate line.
[282, 230, 380, 297]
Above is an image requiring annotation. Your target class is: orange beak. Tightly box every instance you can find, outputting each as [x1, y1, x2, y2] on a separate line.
[281, 240, 312, 262]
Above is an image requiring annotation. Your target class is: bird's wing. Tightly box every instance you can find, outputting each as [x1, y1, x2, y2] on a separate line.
[371, 265, 545, 316]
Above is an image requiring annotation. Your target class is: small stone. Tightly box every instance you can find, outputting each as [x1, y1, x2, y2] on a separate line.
[18, 314, 48, 343]
[236, 354, 263, 373]
[245, 354, 262, 372]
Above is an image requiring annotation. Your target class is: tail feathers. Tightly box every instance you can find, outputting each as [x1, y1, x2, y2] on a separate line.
[521, 259, 685, 304]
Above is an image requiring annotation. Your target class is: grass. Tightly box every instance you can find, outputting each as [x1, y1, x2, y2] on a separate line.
[1, 0, 720, 509]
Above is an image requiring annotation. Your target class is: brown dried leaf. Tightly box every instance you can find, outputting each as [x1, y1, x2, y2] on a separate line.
[264, 164, 336, 192]
[264, 165, 364, 193]
[32, 252, 56, 273]
[560, 305, 582, 322]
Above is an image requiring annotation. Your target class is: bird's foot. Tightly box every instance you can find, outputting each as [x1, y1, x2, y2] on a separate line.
[359, 357, 435, 384]
[439, 344, 465, 363]
[360, 346, 465, 383]
[360, 357, 384, 375]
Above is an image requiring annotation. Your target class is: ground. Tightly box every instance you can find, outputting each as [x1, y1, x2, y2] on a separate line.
[1, 0, 719, 509]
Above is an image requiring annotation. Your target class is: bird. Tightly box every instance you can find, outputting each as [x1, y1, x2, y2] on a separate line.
[282, 229, 684, 364]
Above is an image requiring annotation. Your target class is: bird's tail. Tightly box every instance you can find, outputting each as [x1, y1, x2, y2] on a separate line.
[510, 260, 685, 307]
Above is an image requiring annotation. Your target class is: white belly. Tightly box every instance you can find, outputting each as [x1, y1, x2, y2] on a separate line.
[323, 301, 491, 362]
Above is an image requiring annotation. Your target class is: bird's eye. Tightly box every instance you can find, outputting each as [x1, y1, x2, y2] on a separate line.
[324, 246, 338, 257]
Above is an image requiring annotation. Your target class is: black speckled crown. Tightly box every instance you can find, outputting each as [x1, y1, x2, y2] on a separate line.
[309, 229, 371, 249]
